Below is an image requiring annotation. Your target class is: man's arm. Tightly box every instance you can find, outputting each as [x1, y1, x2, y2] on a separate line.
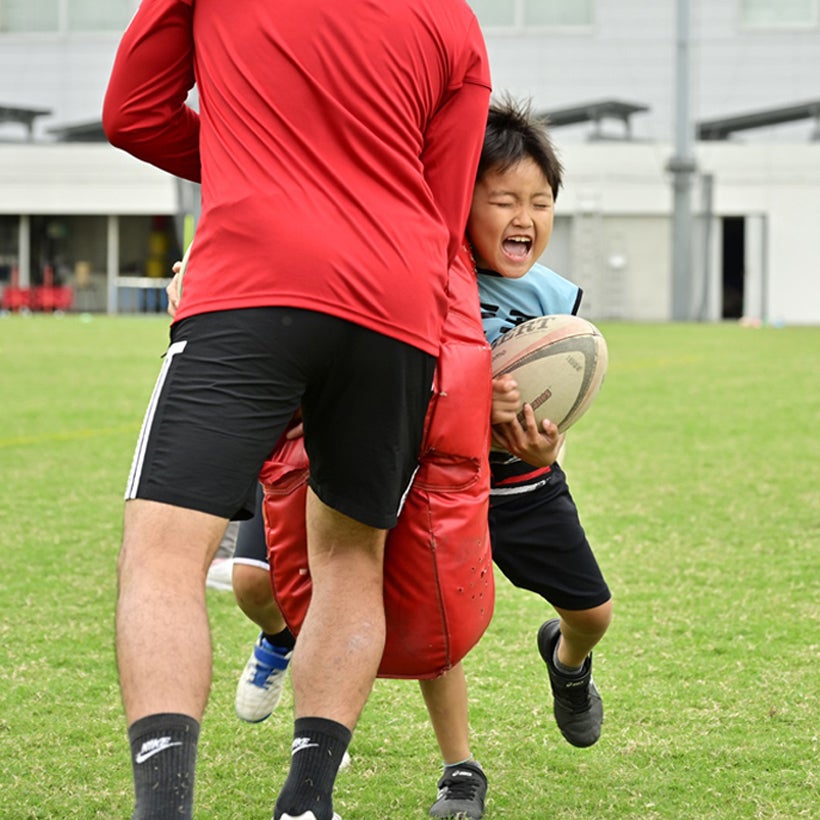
[422, 82, 490, 265]
[421, 19, 491, 264]
[102, 0, 201, 182]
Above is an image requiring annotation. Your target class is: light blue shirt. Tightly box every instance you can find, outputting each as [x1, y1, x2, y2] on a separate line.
[477, 262, 582, 345]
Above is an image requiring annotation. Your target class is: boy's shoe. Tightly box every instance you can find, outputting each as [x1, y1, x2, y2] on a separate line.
[279, 814, 341, 820]
[537, 618, 603, 748]
[235, 634, 292, 722]
[205, 557, 233, 591]
[429, 760, 487, 819]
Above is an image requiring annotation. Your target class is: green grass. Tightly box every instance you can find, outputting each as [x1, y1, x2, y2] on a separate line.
[0, 314, 817, 819]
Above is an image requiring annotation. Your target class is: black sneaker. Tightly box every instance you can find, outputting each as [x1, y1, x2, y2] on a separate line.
[537, 618, 603, 748]
[428, 760, 487, 819]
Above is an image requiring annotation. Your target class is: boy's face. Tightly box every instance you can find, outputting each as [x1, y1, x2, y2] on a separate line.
[467, 158, 554, 279]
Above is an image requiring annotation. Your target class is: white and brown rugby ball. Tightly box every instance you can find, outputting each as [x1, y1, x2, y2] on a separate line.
[490, 314, 608, 433]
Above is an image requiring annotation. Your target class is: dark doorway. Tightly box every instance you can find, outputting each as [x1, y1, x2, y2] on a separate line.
[721, 216, 745, 319]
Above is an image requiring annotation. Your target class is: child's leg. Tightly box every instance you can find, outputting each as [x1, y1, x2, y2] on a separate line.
[233, 561, 288, 635]
[418, 663, 472, 765]
[552, 600, 613, 669]
[488, 463, 611, 747]
[419, 665, 488, 819]
[232, 493, 295, 724]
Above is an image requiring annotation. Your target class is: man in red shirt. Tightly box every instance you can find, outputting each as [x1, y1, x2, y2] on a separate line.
[103, 2, 490, 819]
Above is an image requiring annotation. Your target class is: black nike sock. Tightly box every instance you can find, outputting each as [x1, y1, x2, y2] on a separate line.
[274, 717, 352, 820]
[128, 712, 200, 820]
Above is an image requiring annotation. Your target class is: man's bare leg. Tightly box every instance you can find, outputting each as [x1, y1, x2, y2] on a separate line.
[117, 499, 228, 722]
[274, 489, 386, 819]
[117, 498, 228, 819]
[292, 489, 387, 725]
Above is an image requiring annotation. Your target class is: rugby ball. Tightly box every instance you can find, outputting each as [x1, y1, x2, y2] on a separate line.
[490, 314, 608, 433]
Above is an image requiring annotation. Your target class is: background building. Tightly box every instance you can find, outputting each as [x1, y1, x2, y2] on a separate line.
[1, 0, 818, 321]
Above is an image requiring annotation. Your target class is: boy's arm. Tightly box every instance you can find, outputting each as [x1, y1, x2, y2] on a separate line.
[492, 404, 564, 468]
[102, 0, 201, 182]
[490, 375, 563, 467]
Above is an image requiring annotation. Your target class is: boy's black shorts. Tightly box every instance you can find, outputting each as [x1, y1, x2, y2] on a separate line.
[125, 307, 435, 529]
[233, 484, 269, 568]
[488, 463, 611, 611]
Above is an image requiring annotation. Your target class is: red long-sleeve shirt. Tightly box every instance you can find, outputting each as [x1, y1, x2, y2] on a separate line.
[103, 0, 491, 356]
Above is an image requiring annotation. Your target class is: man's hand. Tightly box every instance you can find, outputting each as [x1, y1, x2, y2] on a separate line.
[166, 262, 183, 317]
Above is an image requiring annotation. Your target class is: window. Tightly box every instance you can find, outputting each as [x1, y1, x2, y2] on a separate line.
[0, 0, 136, 33]
[470, 0, 593, 30]
[1, 0, 59, 33]
[69, 0, 135, 32]
[0, 215, 20, 285]
[525, 0, 593, 27]
[741, 0, 818, 27]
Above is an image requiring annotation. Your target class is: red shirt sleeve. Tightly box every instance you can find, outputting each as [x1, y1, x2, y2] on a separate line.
[102, 0, 201, 182]
[421, 17, 491, 265]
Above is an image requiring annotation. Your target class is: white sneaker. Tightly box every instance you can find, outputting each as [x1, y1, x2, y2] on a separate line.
[235, 634, 292, 722]
[339, 749, 351, 772]
[206, 557, 233, 591]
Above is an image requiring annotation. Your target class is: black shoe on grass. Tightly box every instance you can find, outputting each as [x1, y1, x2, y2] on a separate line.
[429, 760, 487, 819]
[537, 618, 603, 748]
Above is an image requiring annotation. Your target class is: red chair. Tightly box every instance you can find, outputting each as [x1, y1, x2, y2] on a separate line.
[32, 285, 73, 312]
[1, 287, 31, 311]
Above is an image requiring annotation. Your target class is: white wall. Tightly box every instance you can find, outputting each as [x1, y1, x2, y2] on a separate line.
[483, 1, 820, 143]
[0, 36, 120, 139]
[538, 141, 820, 324]
[0, 144, 177, 215]
[2, 3, 820, 144]
[698, 143, 820, 325]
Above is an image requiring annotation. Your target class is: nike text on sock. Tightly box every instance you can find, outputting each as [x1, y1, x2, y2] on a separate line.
[274, 717, 352, 820]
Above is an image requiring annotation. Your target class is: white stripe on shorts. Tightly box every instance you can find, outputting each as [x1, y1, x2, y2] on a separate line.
[232, 556, 271, 572]
[124, 340, 188, 500]
[395, 463, 420, 519]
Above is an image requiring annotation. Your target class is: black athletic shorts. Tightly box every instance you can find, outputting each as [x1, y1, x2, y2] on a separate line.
[125, 307, 435, 528]
[488, 463, 611, 611]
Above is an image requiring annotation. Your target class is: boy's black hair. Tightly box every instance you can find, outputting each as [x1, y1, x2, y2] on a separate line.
[477, 94, 563, 200]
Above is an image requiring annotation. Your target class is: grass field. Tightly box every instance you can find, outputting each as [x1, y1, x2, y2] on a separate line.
[0, 314, 817, 819]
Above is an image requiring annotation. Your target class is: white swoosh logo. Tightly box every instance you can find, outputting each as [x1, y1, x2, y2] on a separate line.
[135, 738, 183, 764]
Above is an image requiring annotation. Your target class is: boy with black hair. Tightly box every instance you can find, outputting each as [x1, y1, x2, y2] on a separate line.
[218, 96, 611, 820]
[418, 95, 612, 819]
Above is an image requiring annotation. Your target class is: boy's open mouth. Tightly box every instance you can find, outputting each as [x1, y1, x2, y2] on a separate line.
[502, 236, 532, 260]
